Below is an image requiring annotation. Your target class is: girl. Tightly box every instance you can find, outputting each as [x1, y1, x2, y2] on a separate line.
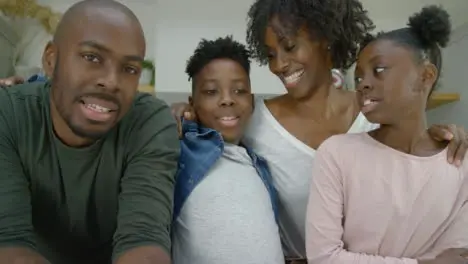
[306, 6, 468, 264]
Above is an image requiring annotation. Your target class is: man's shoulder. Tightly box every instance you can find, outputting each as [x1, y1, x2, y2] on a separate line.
[0, 82, 46, 107]
[117, 92, 179, 151]
[120, 92, 175, 130]
[0, 82, 47, 126]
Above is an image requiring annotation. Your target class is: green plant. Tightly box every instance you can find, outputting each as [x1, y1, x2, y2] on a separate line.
[141, 59, 155, 86]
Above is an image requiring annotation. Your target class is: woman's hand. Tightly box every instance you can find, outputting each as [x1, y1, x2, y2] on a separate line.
[428, 124, 468, 166]
[0, 76, 24, 87]
[170, 102, 197, 137]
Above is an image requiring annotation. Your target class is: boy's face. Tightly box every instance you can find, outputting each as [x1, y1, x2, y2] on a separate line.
[190, 58, 253, 144]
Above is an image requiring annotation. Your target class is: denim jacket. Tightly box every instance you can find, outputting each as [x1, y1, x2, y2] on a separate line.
[173, 119, 278, 222]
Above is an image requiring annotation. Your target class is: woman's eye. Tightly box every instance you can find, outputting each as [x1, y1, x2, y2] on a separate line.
[285, 45, 295, 52]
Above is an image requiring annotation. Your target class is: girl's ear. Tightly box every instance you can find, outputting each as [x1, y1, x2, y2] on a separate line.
[421, 61, 438, 93]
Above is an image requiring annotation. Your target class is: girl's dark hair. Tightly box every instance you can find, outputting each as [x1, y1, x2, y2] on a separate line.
[361, 5, 451, 91]
[246, 0, 375, 70]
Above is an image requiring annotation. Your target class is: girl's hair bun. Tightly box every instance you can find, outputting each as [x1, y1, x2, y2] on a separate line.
[407, 5, 451, 48]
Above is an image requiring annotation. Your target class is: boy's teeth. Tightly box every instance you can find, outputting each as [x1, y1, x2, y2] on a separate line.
[220, 117, 237, 120]
[363, 99, 377, 106]
[86, 104, 111, 113]
[284, 70, 304, 83]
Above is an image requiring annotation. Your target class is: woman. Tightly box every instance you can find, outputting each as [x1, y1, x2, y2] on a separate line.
[306, 6, 468, 263]
[171, 0, 468, 261]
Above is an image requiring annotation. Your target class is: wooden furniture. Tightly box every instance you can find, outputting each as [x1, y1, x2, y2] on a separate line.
[138, 84, 155, 95]
[427, 93, 460, 110]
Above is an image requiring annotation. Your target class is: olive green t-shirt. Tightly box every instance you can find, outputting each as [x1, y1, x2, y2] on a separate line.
[0, 82, 180, 263]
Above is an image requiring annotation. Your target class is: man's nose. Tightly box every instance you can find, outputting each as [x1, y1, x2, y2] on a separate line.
[96, 67, 119, 92]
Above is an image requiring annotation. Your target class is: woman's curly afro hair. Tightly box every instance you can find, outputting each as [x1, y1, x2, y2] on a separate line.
[246, 0, 375, 70]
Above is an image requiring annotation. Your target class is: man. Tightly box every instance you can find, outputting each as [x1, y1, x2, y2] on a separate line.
[0, 1, 179, 264]
[171, 36, 284, 264]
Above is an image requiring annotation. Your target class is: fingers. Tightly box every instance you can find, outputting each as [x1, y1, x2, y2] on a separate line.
[0, 76, 24, 87]
[169, 102, 198, 139]
[445, 125, 467, 166]
[183, 111, 192, 120]
[447, 137, 460, 165]
[453, 139, 467, 167]
[170, 103, 187, 118]
[429, 124, 467, 165]
[428, 124, 453, 142]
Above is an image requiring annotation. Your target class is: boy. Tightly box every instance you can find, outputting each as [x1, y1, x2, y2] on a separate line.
[171, 36, 284, 264]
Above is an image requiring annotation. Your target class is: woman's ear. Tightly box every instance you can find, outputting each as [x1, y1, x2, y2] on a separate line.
[42, 41, 57, 79]
[188, 96, 193, 106]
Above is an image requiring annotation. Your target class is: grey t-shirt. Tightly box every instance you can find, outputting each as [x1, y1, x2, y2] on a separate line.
[172, 143, 284, 264]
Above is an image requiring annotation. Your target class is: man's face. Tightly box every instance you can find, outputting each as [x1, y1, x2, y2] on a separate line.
[190, 58, 253, 144]
[43, 9, 146, 141]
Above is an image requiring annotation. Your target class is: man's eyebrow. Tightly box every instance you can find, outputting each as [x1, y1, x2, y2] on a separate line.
[79, 40, 144, 62]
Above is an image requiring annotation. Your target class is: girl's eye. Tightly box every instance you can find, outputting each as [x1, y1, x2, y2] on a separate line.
[375, 67, 385, 74]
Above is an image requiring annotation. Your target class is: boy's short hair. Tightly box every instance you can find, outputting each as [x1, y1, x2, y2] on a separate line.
[185, 35, 251, 92]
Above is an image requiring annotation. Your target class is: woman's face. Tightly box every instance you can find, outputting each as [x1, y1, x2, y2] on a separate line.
[264, 17, 332, 99]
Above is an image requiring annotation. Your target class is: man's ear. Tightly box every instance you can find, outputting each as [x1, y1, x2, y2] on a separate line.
[42, 41, 57, 79]
[421, 61, 438, 93]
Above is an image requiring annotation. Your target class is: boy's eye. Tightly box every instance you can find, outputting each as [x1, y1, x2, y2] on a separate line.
[234, 88, 247, 94]
[203, 89, 216, 95]
[355, 77, 363, 83]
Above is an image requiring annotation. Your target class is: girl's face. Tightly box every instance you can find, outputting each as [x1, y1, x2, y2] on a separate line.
[354, 39, 437, 124]
[264, 17, 332, 99]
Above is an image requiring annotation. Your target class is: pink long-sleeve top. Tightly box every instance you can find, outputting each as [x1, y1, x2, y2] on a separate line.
[306, 133, 468, 264]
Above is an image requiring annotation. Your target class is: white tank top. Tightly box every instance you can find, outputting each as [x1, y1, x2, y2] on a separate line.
[242, 98, 379, 257]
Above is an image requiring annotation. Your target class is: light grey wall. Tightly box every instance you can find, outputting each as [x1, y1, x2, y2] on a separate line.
[0, 17, 18, 78]
[427, 24, 468, 127]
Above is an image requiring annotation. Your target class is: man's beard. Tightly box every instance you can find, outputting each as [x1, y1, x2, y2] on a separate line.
[51, 64, 109, 141]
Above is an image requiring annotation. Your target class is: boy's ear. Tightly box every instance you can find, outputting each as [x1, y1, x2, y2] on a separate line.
[188, 96, 193, 106]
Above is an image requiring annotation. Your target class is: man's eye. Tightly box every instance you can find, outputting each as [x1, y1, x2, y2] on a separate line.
[83, 54, 100, 63]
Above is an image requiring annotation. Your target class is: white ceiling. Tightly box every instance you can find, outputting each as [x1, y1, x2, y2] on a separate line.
[362, 0, 468, 31]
